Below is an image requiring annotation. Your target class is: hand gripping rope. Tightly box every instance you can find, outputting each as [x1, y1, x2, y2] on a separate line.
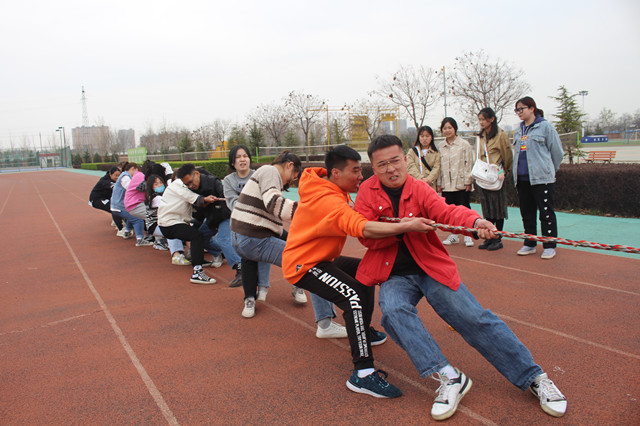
[379, 217, 640, 255]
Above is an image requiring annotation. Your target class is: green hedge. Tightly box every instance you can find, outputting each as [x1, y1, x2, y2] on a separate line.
[80, 163, 101, 170]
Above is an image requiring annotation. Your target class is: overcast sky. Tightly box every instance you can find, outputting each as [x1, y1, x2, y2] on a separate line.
[1, 0, 638, 149]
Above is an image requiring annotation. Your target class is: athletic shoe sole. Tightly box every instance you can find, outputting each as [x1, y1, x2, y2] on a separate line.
[346, 380, 395, 399]
[189, 278, 216, 285]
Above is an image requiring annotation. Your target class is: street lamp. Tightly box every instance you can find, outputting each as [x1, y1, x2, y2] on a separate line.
[577, 91, 588, 139]
[56, 126, 67, 167]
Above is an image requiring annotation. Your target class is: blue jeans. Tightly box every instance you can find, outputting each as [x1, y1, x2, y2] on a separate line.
[232, 231, 335, 321]
[112, 209, 144, 238]
[200, 219, 241, 268]
[379, 274, 542, 390]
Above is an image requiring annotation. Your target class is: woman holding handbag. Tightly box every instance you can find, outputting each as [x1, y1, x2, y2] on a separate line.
[407, 125, 440, 191]
[475, 107, 513, 251]
[437, 117, 475, 247]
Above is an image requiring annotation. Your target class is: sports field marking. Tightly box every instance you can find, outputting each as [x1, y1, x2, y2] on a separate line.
[0, 313, 96, 337]
[32, 179, 180, 426]
[497, 313, 640, 360]
[452, 255, 640, 297]
[0, 181, 16, 216]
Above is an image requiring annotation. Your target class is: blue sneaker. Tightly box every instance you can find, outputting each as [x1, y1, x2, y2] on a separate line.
[346, 370, 402, 398]
[370, 327, 387, 346]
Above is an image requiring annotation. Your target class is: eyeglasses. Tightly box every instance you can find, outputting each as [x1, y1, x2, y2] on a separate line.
[374, 156, 403, 172]
[514, 106, 530, 114]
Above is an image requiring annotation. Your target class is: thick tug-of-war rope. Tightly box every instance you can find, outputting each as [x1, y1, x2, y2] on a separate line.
[379, 217, 640, 255]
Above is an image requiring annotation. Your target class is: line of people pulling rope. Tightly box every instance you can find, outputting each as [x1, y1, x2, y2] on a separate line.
[88, 97, 567, 421]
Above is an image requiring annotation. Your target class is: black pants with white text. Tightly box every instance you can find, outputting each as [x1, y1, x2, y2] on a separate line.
[294, 256, 375, 370]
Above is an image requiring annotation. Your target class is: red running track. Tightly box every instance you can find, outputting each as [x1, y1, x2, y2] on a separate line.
[1, 171, 638, 425]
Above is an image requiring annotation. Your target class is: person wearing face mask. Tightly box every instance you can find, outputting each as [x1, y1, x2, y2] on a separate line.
[144, 174, 187, 261]
[436, 117, 475, 247]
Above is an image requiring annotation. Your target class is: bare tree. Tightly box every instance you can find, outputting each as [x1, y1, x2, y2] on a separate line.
[191, 124, 217, 150]
[212, 119, 232, 146]
[249, 103, 290, 146]
[375, 65, 441, 130]
[449, 50, 530, 125]
[285, 91, 326, 148]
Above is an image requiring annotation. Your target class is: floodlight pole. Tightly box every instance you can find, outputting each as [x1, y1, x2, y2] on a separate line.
[57, 126, 67, 167]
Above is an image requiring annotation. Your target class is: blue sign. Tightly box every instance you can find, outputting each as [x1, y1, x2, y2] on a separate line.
[581, 136, 608, 143]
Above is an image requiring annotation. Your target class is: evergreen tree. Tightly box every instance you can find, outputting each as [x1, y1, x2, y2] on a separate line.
[551, 86, 585, 133]
[248, 122, 264, 154]
[176, 135, 193, 153]
[82, 150, 91, 163]
[228, 126, 248, 147]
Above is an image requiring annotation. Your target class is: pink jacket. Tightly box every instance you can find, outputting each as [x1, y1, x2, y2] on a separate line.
[124, 171, 146, 211]
[354, 175, 480, 290]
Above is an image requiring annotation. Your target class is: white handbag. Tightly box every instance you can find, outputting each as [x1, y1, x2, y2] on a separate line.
[472, 137, 503, 191]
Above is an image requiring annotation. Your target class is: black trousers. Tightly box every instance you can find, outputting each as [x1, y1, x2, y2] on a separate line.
[443, 190, 470, 209]
[294, 256, 375, 370]
[160, 223, 204, 266]
[91, 199, 123, 230]
[517, 180, 557, 249]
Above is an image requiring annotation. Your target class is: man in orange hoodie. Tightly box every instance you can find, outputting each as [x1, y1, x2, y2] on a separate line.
[282, 145, 436, 399]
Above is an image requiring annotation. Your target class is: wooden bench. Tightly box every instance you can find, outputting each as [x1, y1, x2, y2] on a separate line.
[585, 151, 616, 163]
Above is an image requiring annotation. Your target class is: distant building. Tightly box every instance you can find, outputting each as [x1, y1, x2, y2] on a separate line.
[117, 129, 135, 152]
[71, 125, 109, 153]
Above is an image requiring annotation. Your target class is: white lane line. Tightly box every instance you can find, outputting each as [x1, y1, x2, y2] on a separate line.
[451, 255, 640, 297]
[0, 181, 16, 216]
[0, 313, 95, 336]
[33, 180, 179, 426]
[498, 313, 640, 360]
[262, 287, 498, 426]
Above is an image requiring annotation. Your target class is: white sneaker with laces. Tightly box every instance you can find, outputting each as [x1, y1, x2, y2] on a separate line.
[517, 245, 537, 256]
[530, 373, 567, 417]
[292, 286, 307, 304]
[204, 254, 223, 268]
[242, 298, 256, 318]
[442, 234, 459, 246]
[116, 229, 126, 238]
[541, 248, 556, 259]
[172, 253, 191, 266]
[190, 269, 216, 285]
[464, 236, 474, 247]
[257, 287, 268, 302]
[316, 321, 348, 339]
[430, 368, 472, 421]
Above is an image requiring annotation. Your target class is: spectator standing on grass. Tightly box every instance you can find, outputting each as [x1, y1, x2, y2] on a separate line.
[354, 135, 567, 421]
[512, 96, 563, 260]
[89, 166, 124, 233]
[158, 163, 218, 285]
[230, 152, 345, 341]
[223, 145, 271, 301]
[188, 167, 243, 288]
[282, 145, 436, 399]
[407, 125, 440, 191]
[476, 107, 513, 251]
[436, 117, 475, 247]
[110, 162, 148, 246]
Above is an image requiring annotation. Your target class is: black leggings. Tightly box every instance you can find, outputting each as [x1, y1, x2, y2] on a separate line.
[443, 190, 470, 208]
[294, 256, 375, 370]
[160, 223, 204, 266]
[91, 199, 123, 230]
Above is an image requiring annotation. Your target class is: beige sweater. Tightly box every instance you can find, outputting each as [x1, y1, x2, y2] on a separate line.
[437, 136, 474, 191]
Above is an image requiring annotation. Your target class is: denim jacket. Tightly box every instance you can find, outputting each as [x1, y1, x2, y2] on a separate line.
[512, 119, 563, 185]
[110, 171, 131, 212]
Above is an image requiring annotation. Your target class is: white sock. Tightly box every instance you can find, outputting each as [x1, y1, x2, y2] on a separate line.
[357, 368, 375, 378]
[193, 265, 202, 273]
[439, 364, 459, 379]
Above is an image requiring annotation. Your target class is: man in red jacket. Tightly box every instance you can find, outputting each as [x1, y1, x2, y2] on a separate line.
[354, 135, 567, 421]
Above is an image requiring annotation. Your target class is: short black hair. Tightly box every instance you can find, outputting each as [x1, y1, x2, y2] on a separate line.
[325, 145, 361, 174]
[176, 163, 196, 179]
[228, 145, 251, 171]
[440, 117, 458, 133]
[367, 134, 403, 159]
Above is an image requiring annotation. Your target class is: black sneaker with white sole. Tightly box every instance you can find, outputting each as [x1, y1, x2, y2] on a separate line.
[190, 269, 216, 285]
[346, 369, 402, 398]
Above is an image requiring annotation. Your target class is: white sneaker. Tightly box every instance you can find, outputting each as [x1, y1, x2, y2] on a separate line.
[464, 236, 474, 247]
[430, 368, 472, 421]
[541, 248, 556, 259]
[292, 286, 307, 304]
[517, 245, 537, 256]
[116, 229, 126, 238]
[242, 298, 256, 318]
[530, 373, 567, 417]
[257, 287, 268, 302]
[204, 254, 223, 268]
[442, 234, 459, 245]
[122, 230, 134, 240]
[316, 321, 348, 339]
[172, 253, 191, 266]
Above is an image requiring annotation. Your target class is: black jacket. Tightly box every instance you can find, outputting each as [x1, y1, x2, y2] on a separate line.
[193, 168, 231, 231]
[89, 172, 115, 202]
